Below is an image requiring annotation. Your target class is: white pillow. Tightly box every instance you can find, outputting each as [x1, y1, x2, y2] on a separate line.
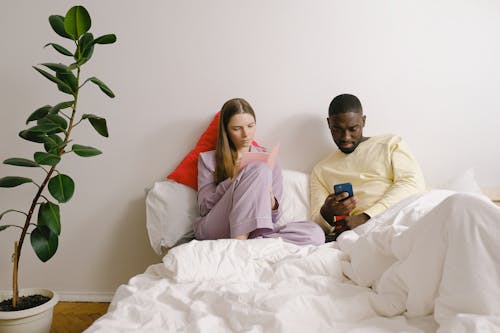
[436, 168, 483, 194]
[146, 180, 198, 255]
[276, 170, 310, 226]
[145, 170, 311, 255]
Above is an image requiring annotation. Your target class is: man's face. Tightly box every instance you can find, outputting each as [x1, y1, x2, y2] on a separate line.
[327, 111, 366, 154]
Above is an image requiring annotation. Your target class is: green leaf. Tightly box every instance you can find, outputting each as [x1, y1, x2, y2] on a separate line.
[82, 114, 109, 137]
[57, 71, 78, 93]
[40, 62, 72, 73]
[38, 114, 68, 133]
[0, 225, 9, 231]
[48, 174, 74, 203]
[44, 43, 73, 57]
[38, 202, 61, 235]
[26, 105, 51, 124]
[72, 144, 102, 157]
[78, 33, 94, 62]
[3, 158, 39, 167]
[0, 176, 33, 188]
[43, 135, 65, 154]
[88, 77, 115, 98]
[40, 63, 78, 93]
[30, 226, 58, 262]
[48, 15, 72, 39]
[50, 101, 74, 114]
[19, 129, 46, 143]
[64, 6, 91, 40]
[33, 66, 74, 95]
[29, 123, 61, 134]
[34, 152, 61, 166]
[94, 34, 116, 45]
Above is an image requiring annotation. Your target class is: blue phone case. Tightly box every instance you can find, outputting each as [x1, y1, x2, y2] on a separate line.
[333, 182, 353, 197]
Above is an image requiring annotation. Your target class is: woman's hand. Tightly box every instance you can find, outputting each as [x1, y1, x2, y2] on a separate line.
[270, 190, 278, 210]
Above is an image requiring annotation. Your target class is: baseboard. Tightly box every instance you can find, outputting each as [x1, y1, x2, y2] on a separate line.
[56, 291, 115, 302]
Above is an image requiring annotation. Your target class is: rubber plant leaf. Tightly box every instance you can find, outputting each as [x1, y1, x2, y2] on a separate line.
[48, 174, 75, 203]
[94, 34, 116, 45]
[31, 226, 59, 262]
[88, 77, 115, 98]
[64, 6, 91, 40]
[38, 114, 68, 133]
[43, 135, 65, 154]
[0, 176, 33, 188]
[26, 105, 52, 124]
[72, 144, 102, 157]
[33, 66, 74, 95]
[19, 129, 46, 143]
[38, 201, 61, 235]
[48, 15, 72, 39]
[78, 33, 94, 63]
[44, 43, 73, 57]
[50, 101, 74, 114]
[34, 152, 61, 166]
[4, 158, 39, 168]
[82, 114, 109, 137]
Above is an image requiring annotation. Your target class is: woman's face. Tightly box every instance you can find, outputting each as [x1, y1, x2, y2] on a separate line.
[226, 113, 256, 152]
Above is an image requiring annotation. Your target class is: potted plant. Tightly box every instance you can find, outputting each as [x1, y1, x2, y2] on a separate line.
[0, 5, 116, 332]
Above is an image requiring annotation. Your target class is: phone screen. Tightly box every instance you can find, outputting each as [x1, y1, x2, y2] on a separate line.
[333, 182, 353, 198]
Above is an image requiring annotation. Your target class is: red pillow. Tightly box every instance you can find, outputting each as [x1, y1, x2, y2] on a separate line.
[167, 112, 263, 190]
[167, 112, 220, 190]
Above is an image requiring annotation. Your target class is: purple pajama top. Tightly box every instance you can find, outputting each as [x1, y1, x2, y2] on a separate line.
[197, 145, 283, 223]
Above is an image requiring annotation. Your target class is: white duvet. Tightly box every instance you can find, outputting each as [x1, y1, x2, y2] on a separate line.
[85, 191, 500, 333]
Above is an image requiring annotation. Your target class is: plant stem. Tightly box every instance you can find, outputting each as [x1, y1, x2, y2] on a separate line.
[12, 66, 80, 309]
[12, 242, 18, 308]
[13, 163, 58, 308]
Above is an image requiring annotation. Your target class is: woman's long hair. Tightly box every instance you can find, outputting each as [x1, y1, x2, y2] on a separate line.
[214, 98, 256, 184]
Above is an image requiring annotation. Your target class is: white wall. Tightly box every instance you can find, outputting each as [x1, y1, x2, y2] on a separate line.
[1, 0, 499, 300]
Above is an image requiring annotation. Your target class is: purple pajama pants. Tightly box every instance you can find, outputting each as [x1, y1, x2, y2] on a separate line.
[194, 163, 325, 246]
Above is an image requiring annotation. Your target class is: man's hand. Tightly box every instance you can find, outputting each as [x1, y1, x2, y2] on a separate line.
[320, 192, 358, 224]
[344, 213, 370, 229]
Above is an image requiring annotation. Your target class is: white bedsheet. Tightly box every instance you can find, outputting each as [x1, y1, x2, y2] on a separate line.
[85, 191, 500, 333]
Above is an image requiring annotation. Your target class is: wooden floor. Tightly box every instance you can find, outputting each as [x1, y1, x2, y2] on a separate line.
[50, 302, 110, 333]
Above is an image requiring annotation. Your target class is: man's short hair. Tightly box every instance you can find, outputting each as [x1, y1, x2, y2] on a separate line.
[328, 94, 363, 117]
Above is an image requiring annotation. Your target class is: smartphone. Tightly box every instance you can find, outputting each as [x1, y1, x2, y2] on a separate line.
[333, 182, 354, 199]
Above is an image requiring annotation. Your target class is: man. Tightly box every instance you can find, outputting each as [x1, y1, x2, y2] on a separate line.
[310, 94, 426, 240]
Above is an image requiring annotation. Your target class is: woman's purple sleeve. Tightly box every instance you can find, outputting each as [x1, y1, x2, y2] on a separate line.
[197, 156, 232, 217]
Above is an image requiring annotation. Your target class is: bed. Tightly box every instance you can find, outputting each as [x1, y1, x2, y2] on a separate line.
[84, 169, 500, 333]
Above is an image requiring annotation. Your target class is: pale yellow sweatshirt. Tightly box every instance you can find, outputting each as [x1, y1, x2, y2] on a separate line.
[310, 134, 426, 233]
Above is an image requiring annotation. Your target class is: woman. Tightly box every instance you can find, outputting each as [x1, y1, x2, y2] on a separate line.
[194, 98, 325, 245]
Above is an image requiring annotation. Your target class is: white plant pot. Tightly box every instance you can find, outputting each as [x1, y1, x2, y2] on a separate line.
[0, 288, 59, 333]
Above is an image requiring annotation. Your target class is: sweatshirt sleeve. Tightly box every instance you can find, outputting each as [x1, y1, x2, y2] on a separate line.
[197, 153, 232, 217]
[310, 166, 334, 234]
[363, 138, 426, 218]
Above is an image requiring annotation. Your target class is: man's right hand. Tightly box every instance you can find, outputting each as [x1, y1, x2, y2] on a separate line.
[320, 192, 358, 224]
